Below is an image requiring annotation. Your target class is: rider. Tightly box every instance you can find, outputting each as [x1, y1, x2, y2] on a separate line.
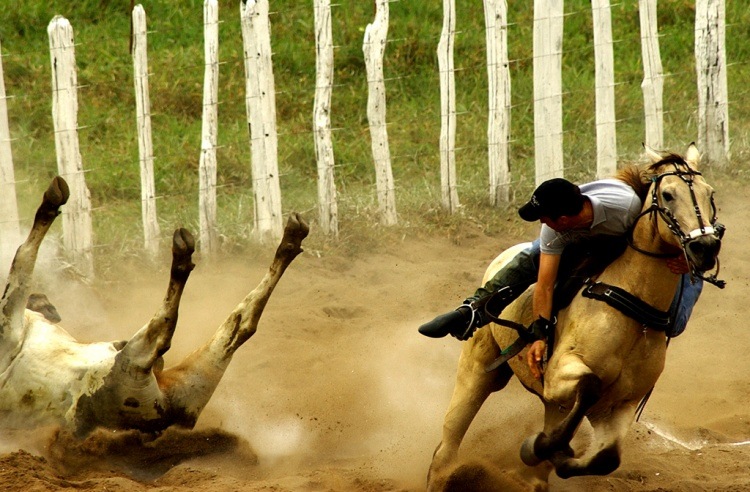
[418, 176, 703, 378]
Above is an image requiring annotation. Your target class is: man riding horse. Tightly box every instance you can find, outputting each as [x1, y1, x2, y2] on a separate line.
[419, 164, 705, 377]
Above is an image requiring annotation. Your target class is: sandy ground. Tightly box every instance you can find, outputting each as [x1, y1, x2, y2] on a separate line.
[1, 186, 748, 492]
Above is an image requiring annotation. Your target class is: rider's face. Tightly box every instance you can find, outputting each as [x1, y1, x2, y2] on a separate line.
[540, 216, 569, 232]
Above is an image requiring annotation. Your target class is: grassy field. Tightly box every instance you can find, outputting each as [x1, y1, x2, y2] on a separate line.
[1, 1, 748, 264]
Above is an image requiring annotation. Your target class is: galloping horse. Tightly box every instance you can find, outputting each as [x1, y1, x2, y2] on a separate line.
[426, 144, 724, 489]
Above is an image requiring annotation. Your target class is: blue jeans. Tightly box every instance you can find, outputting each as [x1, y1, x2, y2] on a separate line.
[668, 275, 703, 337]
[470, 239, 701, 336]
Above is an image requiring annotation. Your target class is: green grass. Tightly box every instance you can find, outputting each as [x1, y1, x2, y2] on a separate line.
[1, 1, 748, 267]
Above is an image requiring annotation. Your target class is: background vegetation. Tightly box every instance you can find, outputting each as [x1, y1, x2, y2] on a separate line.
[1, 1, 748, 265]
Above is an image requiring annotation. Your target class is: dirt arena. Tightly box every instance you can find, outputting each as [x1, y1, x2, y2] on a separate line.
[0, 181, 748, 491]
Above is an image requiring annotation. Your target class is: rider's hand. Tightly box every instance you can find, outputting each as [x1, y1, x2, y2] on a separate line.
[666, 256, 690, 274]
[526, 340, 546, 380]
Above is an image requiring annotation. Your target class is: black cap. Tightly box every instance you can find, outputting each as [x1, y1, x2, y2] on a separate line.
[517, 178, 584, 222]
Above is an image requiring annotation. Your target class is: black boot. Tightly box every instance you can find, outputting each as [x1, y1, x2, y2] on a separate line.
[419, 306, 472, 339]
[419, 286, 518, 341]
[419, 305, 477, 340]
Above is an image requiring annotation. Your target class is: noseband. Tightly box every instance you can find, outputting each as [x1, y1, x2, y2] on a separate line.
[627, 161, 726, 288]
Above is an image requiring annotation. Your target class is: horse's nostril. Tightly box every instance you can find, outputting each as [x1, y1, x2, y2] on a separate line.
[687, 241, 706, 256]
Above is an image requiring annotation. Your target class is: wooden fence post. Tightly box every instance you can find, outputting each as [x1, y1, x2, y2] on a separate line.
[48, 16, 94, 278]
[314, 0, 339, 236]
[364, 0, 397, 225]
[484, 0, 511, 206]
[240, 0, 283, 243]
[199, 0, 220, 253]
[592, 0, 617, 178]
[132, 5, 160, 258]
[438, 0, 459, 212]
[533, 0, 564, 184]
[695, 0, 729, 168]
[639, 0, 664, 150]
[0, 42, 21, 270]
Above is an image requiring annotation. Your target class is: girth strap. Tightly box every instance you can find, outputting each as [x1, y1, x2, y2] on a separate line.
[582, 280, 672, 332]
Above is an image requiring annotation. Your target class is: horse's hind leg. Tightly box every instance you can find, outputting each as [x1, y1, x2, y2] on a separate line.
[1, 177, 69, 345]
[119, 228, 195, 373]
[427, 328, 512, 488]
[552, 403, 634, 478]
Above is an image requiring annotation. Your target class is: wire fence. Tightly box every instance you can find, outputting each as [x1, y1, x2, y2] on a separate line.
[0, 1, 747, 272]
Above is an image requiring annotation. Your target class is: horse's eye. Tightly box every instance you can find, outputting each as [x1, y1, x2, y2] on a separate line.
[661, 190, 674, 202]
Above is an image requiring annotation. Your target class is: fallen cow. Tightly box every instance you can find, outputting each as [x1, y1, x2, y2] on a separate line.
[0, 176, 308, 437]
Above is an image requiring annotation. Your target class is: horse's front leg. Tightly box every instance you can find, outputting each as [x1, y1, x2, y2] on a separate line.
[551, 402, 635, 478]
[426, 327, 512, 490]
[520, 355, 601, 468]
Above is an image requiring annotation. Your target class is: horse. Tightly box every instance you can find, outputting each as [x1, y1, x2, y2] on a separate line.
[0, 176, 308, 437]
[425, 144, 724, 489]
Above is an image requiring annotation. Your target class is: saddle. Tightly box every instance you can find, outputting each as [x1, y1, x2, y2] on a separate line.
[485, 236, 635, 373]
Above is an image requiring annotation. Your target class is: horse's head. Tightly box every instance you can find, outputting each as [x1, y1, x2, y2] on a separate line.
[642, 143, 724, 283]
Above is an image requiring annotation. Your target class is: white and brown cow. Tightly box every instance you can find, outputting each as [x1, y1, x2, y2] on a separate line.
[0, 176, 308, 437]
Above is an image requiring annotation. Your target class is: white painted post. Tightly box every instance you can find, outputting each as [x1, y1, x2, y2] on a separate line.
[48, 16, 94, 278]
[484, 0, 511, 206]
[695, 0, 729, 168]
[592, 0, 617, 178]
[132, 5, 160, 258]
[438, 0, 459, 212]
[533, 0, 564, 184]
[199, 0, 220, 253]
[0, 42, 21, 270]
[363, 0, 397, 225]
[639, 0, 664, 150]
[314, 0, 339, 236]
[240, 0, 283, 243]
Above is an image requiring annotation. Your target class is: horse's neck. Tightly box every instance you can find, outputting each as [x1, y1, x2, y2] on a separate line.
[601, 228, 681, 311]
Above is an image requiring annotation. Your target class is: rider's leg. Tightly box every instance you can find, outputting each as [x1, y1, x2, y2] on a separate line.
[667, 275, 703, 337]
[418, 240, 540, 340]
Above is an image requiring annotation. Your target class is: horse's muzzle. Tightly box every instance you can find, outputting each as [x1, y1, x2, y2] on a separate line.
[685, 235, 721, 271]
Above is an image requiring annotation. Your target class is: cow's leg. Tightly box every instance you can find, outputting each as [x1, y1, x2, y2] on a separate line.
[551, 403, 634, 478]
[426, 328, 513, 490]
[156, 213, 309, 427]
[119, 228, 195, 373]
[0, 177, 69, 351]
[70, 228, 197, 436]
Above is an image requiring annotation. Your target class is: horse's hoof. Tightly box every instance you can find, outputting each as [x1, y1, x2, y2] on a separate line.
[520, 433, 544, 466]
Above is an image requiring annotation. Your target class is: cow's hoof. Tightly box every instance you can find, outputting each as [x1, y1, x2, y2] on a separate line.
[44, 176, 70, 208]
[173, 228, 195, 256]
[284, 212, 310, 240]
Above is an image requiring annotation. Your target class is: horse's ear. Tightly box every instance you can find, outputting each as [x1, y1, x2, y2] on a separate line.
[685, 142, 701, 168]
[642, 143, 664, 164]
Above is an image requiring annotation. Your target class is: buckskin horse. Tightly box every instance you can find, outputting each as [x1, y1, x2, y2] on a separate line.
[426, 144, 724, 489]
[0, 176, 308, 437]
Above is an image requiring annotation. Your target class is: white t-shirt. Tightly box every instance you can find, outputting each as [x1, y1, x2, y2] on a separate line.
[539, 179, 643, 255]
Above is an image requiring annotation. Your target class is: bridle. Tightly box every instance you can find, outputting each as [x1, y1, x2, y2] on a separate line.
[627, 160, 726, 288]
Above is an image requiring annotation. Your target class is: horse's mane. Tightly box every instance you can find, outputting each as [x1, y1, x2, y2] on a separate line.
[614, 153, 688, 202]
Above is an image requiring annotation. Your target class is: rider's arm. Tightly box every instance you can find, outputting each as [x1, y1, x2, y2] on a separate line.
[527, 251, 560, 379]
[532, 252, 560, 320]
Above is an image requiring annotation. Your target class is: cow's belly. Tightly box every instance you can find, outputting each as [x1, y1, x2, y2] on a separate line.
[0, 318, 118, 429]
